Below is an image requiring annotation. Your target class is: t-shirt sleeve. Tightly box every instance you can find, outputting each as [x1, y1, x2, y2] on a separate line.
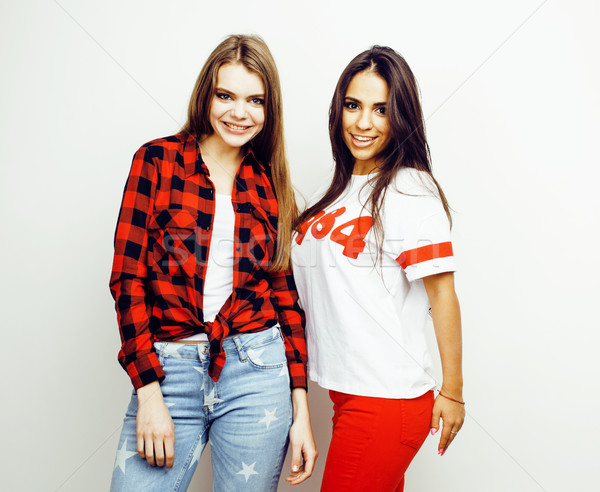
[388, 172, 456, 282]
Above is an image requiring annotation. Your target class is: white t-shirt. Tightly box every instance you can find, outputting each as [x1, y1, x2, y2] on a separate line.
[181, 193, 235, 342]
[291, 168, 456, 398]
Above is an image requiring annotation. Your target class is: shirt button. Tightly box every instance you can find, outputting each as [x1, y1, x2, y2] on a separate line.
[236, 247, 241, 252]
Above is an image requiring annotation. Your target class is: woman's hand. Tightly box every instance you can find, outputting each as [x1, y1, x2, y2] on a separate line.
[286, 388, 318, 485]
[430, 391, 465, 455]
[136, 381, 175, 468]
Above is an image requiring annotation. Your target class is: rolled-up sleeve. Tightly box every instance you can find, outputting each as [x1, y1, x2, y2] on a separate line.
[270, 268, 308, 390]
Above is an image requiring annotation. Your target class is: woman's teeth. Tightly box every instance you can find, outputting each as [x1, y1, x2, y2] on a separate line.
[225, 122, 249, 130]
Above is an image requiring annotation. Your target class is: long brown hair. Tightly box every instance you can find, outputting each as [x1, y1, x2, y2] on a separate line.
[181, 34, 297, 271]
[297, 46, 451, 258]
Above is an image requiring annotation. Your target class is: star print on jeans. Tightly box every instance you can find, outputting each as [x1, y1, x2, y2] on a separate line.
[247, 348, 265, 365]
[193, 366, 205, 391]
[114, 439, 137, 474]
[237, 461, 259, 482]
[204, 387, 223, 411]
[258, 408, 279, 429]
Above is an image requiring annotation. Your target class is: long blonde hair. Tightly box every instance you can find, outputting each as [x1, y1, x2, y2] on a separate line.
[181, 34, 297, 271]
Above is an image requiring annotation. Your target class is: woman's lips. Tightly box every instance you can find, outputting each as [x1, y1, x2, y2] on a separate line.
[223, 121, 252, 134]
[350, 133, 377, 148]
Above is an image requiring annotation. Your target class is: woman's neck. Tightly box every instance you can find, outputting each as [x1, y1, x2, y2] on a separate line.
[200, 133, 244, 169]
[352, 159, 378, 175]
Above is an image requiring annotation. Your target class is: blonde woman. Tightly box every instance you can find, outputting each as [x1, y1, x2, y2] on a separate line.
[110, 35, 316, 491]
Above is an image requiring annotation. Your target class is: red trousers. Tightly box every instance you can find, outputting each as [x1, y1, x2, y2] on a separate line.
[321, 390, 434, 492]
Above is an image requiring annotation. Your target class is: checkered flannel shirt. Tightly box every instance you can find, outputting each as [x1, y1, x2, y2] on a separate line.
[110, 133, 307, 391]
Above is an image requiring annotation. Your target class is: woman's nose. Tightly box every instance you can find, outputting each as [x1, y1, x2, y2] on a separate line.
[356, 111, 373, 130]
[231, 100, 247, 119]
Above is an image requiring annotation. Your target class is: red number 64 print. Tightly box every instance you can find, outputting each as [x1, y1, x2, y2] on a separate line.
[296, 207, 374, 259]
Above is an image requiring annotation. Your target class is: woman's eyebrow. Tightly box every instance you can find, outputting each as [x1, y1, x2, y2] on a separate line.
[215, 87, 265, 98]
[344, 96, 386, 106]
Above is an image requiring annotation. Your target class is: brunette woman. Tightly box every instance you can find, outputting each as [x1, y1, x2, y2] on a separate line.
[110, 34, 316, 492]
[292, 46, 464, 491]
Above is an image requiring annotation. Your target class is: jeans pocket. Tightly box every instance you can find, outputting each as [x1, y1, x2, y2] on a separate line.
[245, 333, 287, 370]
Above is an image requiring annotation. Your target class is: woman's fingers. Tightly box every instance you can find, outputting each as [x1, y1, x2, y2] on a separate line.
[135, 383, 176, 467]
[286, 441, 304, 483]
[154, 425, 176, 467]
[293, 445, 318, 484]
[438, 420, 452, 454]
[430, 404, 441, 436]
[285, 427, 318, 485]
[287, 442, 318, 484]
[164, 433, 175, 469]
[137, 433, 145, 459]
[439, 420, 463, 454]
[303, 445, 317, 477]
[435, 399, 464, 454]
[136, 434, 174, 468]
[154, 433, 165, 467]
[145, 436, 156, 466]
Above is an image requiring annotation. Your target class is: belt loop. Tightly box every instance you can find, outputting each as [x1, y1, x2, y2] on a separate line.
[154, 342, 165, 366]
[233, 336, 246, 362]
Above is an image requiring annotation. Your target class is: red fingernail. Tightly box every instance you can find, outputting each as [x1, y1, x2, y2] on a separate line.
[430, 428, 437, 436]
[438, 449, 445, 456]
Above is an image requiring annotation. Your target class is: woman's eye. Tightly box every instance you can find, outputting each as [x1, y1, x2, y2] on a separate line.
[250, 97, 265, 105]
[216, 93, 231, 100]
[344, 101, 359, 110]
[375, 107, 386, 115]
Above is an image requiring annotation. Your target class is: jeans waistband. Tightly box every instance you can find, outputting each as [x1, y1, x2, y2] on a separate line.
[154, 324, 281, 360]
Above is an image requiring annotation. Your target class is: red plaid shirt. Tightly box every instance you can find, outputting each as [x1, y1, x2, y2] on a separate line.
[110, 133, 307, 391]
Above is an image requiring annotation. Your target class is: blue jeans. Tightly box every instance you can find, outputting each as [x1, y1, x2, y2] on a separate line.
[110, 326, 292, 492]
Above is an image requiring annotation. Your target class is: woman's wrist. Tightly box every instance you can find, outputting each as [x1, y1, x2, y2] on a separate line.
[291, 387, 310, 420]
[440, 387, 463, 402]
[136, 381, 164, 404]
[440, 377, 463, 398]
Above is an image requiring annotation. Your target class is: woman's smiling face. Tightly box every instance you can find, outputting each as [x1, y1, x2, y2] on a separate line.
[342, 70, 390, 174]
[208, 63, 266, 149]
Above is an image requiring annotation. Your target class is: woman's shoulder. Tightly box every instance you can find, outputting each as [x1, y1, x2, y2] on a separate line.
[131, 134, 196, 174]
[389, 167, 440, 199]
[136, 133, 189, 154]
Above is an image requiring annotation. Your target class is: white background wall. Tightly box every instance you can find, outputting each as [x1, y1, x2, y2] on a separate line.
[1, 1, 598, 491]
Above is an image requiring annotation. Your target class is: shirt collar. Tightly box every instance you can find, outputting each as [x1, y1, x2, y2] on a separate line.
[242, 148, 269, 171]
[182, 132, 204, 178]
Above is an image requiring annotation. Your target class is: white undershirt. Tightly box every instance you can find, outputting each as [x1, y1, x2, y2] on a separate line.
[180, 193, 235, 342]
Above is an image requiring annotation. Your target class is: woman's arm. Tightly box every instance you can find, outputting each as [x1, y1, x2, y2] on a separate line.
[423, 272, 465, 455]
[285, 388, 318, 485]
[269, 270, 309, 389]
[270, 269, 318, 483]
[111, 144, 174, 467]
[110, 144, 164, 390]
